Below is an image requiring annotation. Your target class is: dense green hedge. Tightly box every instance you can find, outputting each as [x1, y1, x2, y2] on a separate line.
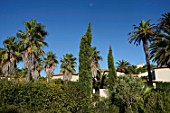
[1, 77, 170, 113]
[144, 91, 170, 113]
[156, 82, 170, 91]
[0, 79, 92, 113]
[107, 76, 170, 113]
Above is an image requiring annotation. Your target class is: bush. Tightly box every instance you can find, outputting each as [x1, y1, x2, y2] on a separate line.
[0, 79, 92, 113]
[0, 105, 29, 113]
[144, 91, 170, 113]
[1, 77, 170, 113]
[156, 82, 170, 91]
[93, 98, 119, 113]
[110, 76, 145, 113]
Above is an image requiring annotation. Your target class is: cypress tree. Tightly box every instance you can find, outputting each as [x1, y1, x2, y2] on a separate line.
[86, 23, 92, 44]
[79, 23, 92, 96]
[108, 46, 117, 90]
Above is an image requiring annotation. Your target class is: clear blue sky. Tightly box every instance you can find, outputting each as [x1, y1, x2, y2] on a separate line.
[0, 0, 170, 75]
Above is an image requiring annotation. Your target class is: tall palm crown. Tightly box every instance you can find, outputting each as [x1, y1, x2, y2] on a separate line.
[159, 12, 170, 31]
[129, 20, 155, 83]
[116, 59, 130, 72]
[60, 53, 76, 81]
[17, 20, 47, 81]
[91, 47, 102, 78]
[44, 52, 58, 77]
[150, 12, 170, 67]
[0, 37, 21, 77]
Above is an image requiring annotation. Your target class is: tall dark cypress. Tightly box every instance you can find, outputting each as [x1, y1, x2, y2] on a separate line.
[108, 46, 117, 90]
[79, 23, 92, 96]
[86, 23, 92, 44]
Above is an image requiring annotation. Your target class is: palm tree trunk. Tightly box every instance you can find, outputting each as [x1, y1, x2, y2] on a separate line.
[143, 39, 152, 84]
[24, 52, 33, 81]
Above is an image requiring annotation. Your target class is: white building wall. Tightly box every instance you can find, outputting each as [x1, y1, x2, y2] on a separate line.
[154, 68, 170, 82]
[52, 75, 79, 81]
[138, 72, 148, 77]
[70, 76, 79, 81]
[52, 76, 63, 80]
[99, 89, 108, 98]
[117, 72, 125, 76]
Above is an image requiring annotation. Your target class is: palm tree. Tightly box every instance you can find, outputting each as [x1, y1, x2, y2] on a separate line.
[0, 37, 22, 77]
[150, 36, 170, 67]
[33, 57, 43, 79]
[93, 69, 107, 94]
[91, 47, 102, 78]
[17, 20, 47, 81]
[15, 68, 28, 78]
[159, 12, 170, 30]
[60, 53, 76, 81]
[116, 59, 130, 73]
[44, 52, 58, 82]
[129, 20, 155, 83]
[150, 13, 170, 67]
[137, 66, 147, 74]
[127, 65, 138, 74]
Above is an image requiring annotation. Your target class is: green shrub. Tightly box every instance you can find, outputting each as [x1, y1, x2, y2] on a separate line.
[144, 91, 170, 113]
[1, 77, 170, 113]
[110, 76, 145, 113]
[0, 79, 92, 113]
[93, 98, 119, 113]
[0, 105, 29, 113]
[156, 82, 170, 91]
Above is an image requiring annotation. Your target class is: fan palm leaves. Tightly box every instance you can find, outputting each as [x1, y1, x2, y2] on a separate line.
[17, 20, 47, 81]
[150, 12, 170, 67]
[129, 20, 155, 83]
[60, 53, 76, 81]
[0, 37, 22, 77]
[91, 47, 102, 78]
[44, 52, 58, 80]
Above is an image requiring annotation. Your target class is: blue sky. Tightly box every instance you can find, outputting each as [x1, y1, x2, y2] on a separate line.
[0, 0, 170, 75]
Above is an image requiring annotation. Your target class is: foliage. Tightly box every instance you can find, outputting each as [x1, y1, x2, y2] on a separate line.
[0, 66, 2, 75]
[116, 59, 130, 73]
[0, 79, 93, 113]
[150, 12, 170, 67]
[126, 65, 148, 74]
[0, 105, 29, 113]
[60, 53, 77, 81]
[129, 20, 156, 83]
[15, 68, 28, 78]
[144, 91, 170, 113]
[93, 70, 108, 94]
[156, 82, 170, 91]
[62, 82, 93, 113]
[79, 23, 92, 97]
[17, 20, 47, 81]
[43, 51, 58, 82]
[91, 46, 102, 78]
[0, 37, 22, 77]
[91, 47, 103, 94]
[93, 97, 119, 113]
[107, 46, 117, 91]
[111, 76, 145, 113]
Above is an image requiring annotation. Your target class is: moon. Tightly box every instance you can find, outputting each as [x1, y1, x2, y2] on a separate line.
[89, 3, 94, 7]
